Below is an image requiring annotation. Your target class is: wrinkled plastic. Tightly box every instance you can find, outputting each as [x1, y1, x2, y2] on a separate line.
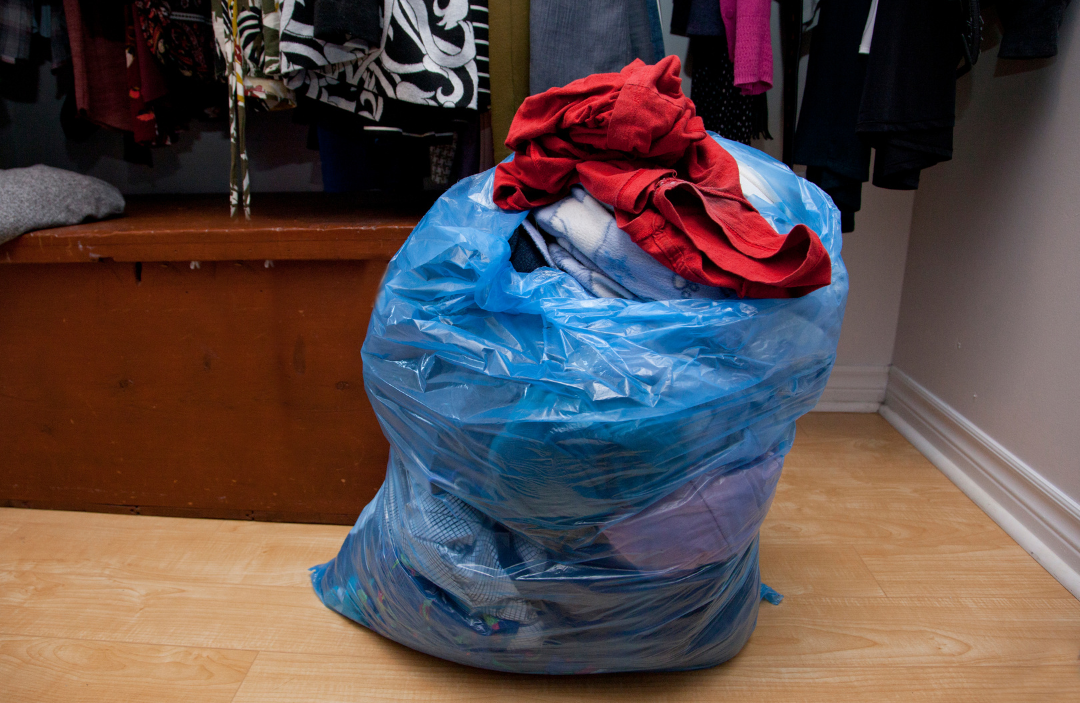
[311, 136, 848, 674]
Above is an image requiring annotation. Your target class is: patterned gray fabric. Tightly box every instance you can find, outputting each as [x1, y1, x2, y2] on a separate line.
[0, 165, 125, 245]
[387, 469, 542, 625]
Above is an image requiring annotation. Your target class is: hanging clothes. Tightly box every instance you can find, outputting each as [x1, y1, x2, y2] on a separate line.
[124, 4, 172, 146]
[312, 0, 383, 47]
[720, 0, 773, 95]
[0, 0, 69, 74]
[669, 0, 723, 37]
[494, 56, 831, 299]
[528, 0, 664, 95]
[793, 0, 963, 232]
[672, 0, 773, 96]
[211, 0, 297, 214]
[791, 0, 873, 233]
[315, 123, 432, 192]
[689, 36, 770, 144]
[856, 0, 961, 191]
[211, 0, 293, 110]
[133, 0, 218, 81]
[285, 0, 490, 196]
[63, 0, 134, 133]
[670, 1, 769, 145]
[279, 0, 489, 121]
[211, 0, 248, 215]
[0, 0, 33, 64]
[996, 0, 1071, 59]
[302, 91, 483, 193]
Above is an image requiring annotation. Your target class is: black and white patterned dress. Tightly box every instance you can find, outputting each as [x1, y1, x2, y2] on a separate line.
[280, 0, 488, 135]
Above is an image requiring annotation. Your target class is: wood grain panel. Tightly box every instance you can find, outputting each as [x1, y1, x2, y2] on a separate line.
[0, 569, 372, 654]
[758, 543, 885, 597]
[0, 260, 392, 523]
[0, 509, 347, 588]
[856, 548, 1078, 598]
[0, 635, 255, 703]
[745, 596, 1080, 666]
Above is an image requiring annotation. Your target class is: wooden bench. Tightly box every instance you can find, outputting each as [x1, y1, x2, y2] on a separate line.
[0, 194, 433, 524]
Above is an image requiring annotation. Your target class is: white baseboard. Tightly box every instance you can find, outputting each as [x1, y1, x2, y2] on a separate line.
[881, 368, 1080, 598]
[812, 365, 889, 413]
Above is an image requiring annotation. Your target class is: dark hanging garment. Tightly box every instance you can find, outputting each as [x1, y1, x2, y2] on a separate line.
[792, 0, 873, 233]
[689, 36, 770, 145]
[316, 124, 431, 193]
[997, 0, 1071, 59]
[671, 0, 769, 146]
[958, 0, 982, 73]
[856, 0, 961, 191]
[529, 0, 662, 95]
[312, 0, 383, 47]
[670, 0, 723, 37]
[64, 0, 134, 133]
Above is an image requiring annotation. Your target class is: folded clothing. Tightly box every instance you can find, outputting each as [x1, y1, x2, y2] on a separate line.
[547, 238, 636, 299]
[533, 184, 733, 301]
[0, 165, 125, 246]
[493, 55, 831, 299]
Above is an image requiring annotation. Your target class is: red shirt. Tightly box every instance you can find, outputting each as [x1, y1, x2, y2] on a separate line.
[494, 56, 831, 299]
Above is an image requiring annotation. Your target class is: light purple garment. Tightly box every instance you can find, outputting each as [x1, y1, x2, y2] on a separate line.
[603, 453, 783, 572]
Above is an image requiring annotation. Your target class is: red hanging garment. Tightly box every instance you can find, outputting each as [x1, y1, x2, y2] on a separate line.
[493, 55, 831, 299]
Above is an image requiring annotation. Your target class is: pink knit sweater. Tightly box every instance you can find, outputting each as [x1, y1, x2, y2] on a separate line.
[720, 0, 773, 95]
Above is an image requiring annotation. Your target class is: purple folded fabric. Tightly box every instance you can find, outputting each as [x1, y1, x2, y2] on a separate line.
[603, 453, 783, 572]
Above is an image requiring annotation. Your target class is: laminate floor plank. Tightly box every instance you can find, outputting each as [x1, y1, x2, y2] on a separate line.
[0, 635, 256, 703]
[0, 511, 347, 588]
[0, 570, 368, 655]
[3, 413, 1079, 701]
[230, 652, 1080, 703]
[745, 596, 1080, 666]
[856, 548, 1077, 598]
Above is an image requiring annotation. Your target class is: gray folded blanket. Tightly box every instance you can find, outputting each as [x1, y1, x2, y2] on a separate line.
[0, 165, 125, 246]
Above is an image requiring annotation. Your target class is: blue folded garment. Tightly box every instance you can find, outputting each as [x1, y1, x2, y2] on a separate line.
[533, 185, 734, 301]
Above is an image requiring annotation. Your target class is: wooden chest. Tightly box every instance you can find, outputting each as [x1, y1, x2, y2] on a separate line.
[0, 194, 430, 524]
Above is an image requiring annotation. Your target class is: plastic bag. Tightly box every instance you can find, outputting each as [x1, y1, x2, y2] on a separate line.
[311, 136, 848, 674]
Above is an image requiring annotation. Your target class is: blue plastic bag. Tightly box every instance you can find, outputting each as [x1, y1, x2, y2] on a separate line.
[311, 136, 848, 674]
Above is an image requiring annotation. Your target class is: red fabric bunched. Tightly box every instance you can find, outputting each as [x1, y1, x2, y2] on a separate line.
[493, 55, 832, 299]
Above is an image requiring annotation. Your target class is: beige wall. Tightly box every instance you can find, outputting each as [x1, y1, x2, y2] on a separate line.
[835, 185, 915, 368]
[892, 12, 1080, 499]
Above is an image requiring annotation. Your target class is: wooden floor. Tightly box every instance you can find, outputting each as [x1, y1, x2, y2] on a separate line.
[2, 414, 1078, 702]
